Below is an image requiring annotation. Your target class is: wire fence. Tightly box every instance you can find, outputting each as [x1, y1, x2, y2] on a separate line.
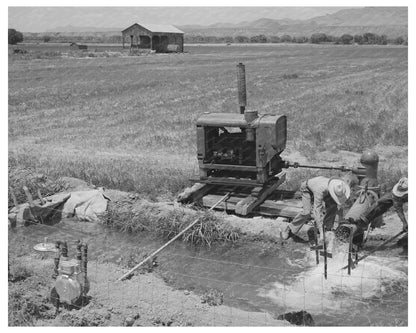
[8, 213, 408, 326]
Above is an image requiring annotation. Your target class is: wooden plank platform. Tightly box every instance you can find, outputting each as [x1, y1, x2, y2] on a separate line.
[179, 174, 303, 218]
[202, 194, 302, 218]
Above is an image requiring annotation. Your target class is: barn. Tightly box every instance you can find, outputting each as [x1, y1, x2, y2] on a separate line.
[121, 23, 184, 53]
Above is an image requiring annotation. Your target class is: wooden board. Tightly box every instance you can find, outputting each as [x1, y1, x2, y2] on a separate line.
[177, 183, 216, 204]
[202, 194, 302, 218]
[256, 199, 303, 218]
[234, 171, 286, 215]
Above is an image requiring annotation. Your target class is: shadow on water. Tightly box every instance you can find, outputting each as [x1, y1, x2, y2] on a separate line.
[8, 219, 408, 326]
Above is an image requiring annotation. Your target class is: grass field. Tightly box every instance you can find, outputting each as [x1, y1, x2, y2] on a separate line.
[8, 43, 408, 200]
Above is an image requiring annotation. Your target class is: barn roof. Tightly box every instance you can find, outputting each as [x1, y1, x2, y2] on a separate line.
[122, 23, 184, 34]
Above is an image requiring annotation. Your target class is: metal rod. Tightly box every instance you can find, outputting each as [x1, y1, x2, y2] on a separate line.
[289, 163, 353, 172]
[83, 243, 88, 297]
[323, 227, 327, 279]
[314, 222, 319, 265]
[363, 223, 372, 243]
[117, 192, 232, 281]
[348, 233, 353, 275]
[37, 189, 45, 205]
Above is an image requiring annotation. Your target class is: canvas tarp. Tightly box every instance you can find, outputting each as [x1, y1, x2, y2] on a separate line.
[9, 189, 110, 226]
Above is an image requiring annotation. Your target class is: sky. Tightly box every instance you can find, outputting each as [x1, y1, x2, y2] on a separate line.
[8, 7, 349, 32]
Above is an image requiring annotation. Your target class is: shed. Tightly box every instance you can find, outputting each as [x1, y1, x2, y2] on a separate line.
[69, 42, 88, 50]
[121, 23, 184, 53]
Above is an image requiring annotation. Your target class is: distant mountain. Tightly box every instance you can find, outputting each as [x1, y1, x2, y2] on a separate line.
[39, 7, 407, 39]
[305, 7, 407, 26]
[45, 25, 121, 33]
[178, 7, 408, 37]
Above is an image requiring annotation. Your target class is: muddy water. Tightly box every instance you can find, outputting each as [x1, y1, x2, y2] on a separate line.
[9, 219, 407, 326]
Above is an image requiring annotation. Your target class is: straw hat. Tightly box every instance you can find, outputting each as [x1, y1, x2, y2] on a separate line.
[328, 179, 350, 205]
[392, 177, 408, 197]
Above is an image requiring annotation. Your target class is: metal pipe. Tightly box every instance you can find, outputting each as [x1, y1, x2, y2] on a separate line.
[237, 63, 247, 114]
[348, 231, 354, 275]
[76, 241, 82, 264]
[53, 242, 61, 278]
[288, 162, 353, 172]
[323, 227, 327, 280]
[61, 242, 68, 258]
[314, 225, 319, 265]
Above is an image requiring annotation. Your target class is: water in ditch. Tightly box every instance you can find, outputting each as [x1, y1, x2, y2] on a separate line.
[8, 219, 408, 326]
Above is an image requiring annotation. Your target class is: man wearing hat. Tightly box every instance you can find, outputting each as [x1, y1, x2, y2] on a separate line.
[360, 177, 408, 232]
[282, 176, 351, 241]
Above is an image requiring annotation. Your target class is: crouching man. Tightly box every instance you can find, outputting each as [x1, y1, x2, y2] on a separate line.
[282, 177, 351, 243]
[359, 177, 408, 232]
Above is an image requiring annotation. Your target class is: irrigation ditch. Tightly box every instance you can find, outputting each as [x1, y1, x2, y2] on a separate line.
[8, 177, 408, 326]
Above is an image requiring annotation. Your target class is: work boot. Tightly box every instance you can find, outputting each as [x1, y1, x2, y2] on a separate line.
[281, 227, 293, 240]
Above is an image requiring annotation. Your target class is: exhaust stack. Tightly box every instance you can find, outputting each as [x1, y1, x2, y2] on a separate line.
[237, 63, 247, 114]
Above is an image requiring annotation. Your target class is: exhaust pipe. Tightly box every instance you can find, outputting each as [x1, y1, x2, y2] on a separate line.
[237, 63, 247, 114]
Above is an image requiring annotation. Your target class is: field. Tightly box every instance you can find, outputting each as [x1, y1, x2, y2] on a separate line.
[8, 43, 409, 327]
[8, 43, 408, 200]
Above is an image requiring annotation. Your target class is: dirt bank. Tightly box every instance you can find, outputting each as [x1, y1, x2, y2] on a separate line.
[8, 249, 290, 326]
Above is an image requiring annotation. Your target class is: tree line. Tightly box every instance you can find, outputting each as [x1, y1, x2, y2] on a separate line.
[185, 33, 408, 45]
[9, 28, 408, 46]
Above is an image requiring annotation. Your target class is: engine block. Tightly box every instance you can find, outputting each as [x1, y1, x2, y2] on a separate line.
[196, 110, 287, 184]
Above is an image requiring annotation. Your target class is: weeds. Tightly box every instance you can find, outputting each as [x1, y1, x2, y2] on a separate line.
[282, 73, 299, 79]
[201, 289, 224, 306]
[8, 157, 66, 208]
[8, 291, 39, 326]
[106, 200, 240, 247]
[8, 262, 53, 326]
[8, 260, 33, 283]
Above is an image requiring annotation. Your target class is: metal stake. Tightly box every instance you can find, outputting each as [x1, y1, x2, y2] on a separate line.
[323, 227, 327, 279]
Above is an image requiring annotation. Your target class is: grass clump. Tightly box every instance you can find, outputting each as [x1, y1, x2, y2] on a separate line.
[8, 260, 33, 283]
[201, 289, 224, 306]
[282, 73, 299, 79]
[156, 209, 240, 247]
[8, 291, 40, 326]
[106, 200, 240, 247]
